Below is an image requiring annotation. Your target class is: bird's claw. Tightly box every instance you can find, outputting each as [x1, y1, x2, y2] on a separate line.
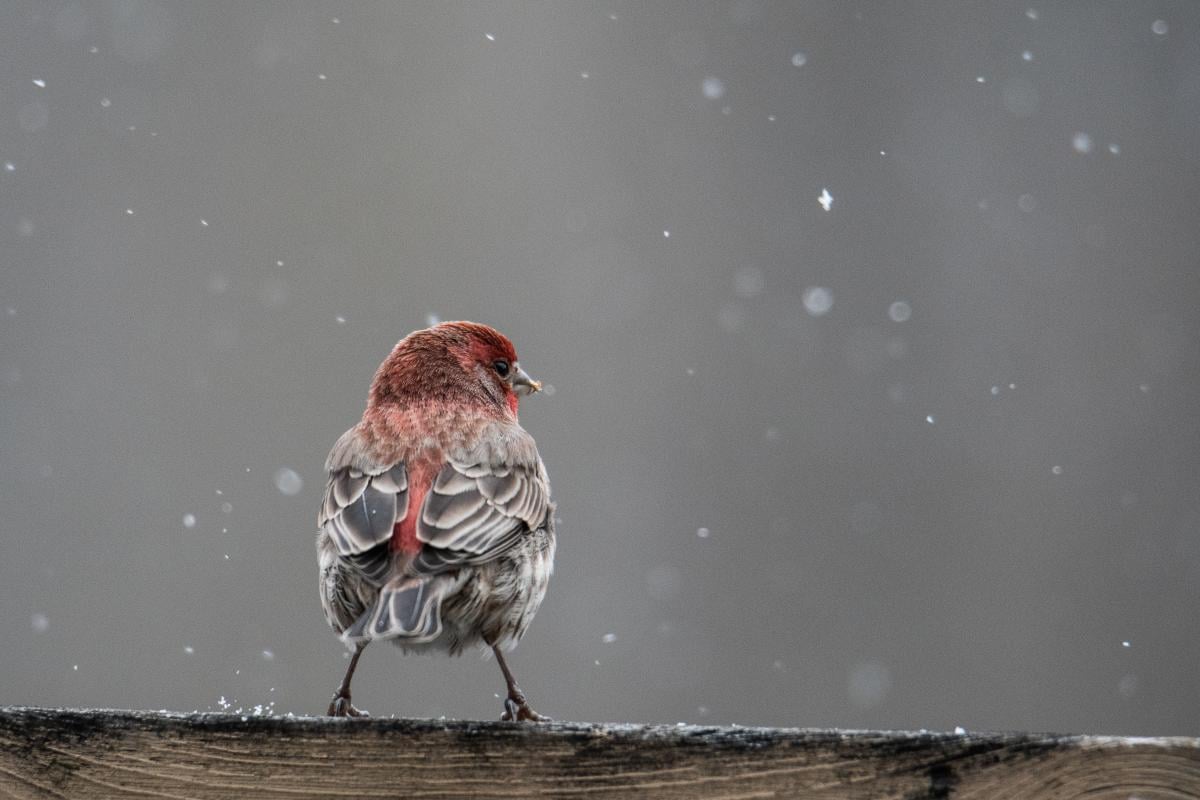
[501, 696, 550, 722]
[327, 693, 369, 717]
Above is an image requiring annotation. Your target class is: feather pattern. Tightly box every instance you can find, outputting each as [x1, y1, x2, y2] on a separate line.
[316, 322, 556, 668]
[318, 427, 409, 584]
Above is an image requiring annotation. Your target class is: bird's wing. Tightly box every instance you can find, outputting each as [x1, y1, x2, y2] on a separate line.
[412, 452, 551, 574]
[319, 427, 408, 584]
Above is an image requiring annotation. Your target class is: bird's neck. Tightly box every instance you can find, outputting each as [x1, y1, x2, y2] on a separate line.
[362, 400, 510, 462]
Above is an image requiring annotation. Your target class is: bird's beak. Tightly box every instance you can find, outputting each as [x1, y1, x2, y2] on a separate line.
[511, 364, 542, 396]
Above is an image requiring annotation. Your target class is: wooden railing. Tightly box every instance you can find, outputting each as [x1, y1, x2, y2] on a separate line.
[1, 707, 1197, 798]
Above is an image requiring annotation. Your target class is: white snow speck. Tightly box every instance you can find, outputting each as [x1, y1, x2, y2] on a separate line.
[954, 726, 967, 735]
[485, 32, 495, 41]
[717, 303, 744, 332]
[580, 72, 589, 79]
[1008, 383, 1016, 390]
[318, 73, 327, 81]
[767, 114, 776, 121]
[125, 208, 134, 215]
[646, 565, 682, 600]
[32, 78, 45, 88]
[336, 315, 346, 324]
[331, 17, 340, 23]
[888, 301, 911, 323]
[73, 664, 79, 671]
[715, 303, 744, 335]
[791, 51, 807, 67]
[1108, 143, 1121, 155]
[686, 367, 695, 375]
[31, 613, 49, 633]
[262, 649, 275, 660]
[1072, 132, 1093, 154]
[100, 97, 111, 108]
[221, 502, 233, 514]
[200, 219, 209, 227]
[1026, 8, 1039, 20]
[1051, 465, 1063, 475]
[696, 527, 711, 538]
[184, 645, 195, 654]
[1022, 50, 1033, 61]
[662, 230, 670, 238]
[275, 260, 284, 267]
[976, 75, 986, 84]
[847, 662, 892, 708]
[1122, 640, 1131, 648]
[183, 513, 197, 528]
[818, 188, 833, 211]
[702, 77, 725, 99]
[1151, 19, 1167, 35]
[426, 313, 440, 326]
[802, 286, 834, 316]
[990, 386, 1000, 395]
[733, 266, 765, 298]
[1138, 383, 1149, 393]
[4, 162, 14, 172]
[602, 633, 617, 643]
[926, 414, 936, 424]
[273, 467, 303, 496]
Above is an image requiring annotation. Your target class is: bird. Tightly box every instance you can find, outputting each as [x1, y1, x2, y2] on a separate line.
[316, 321, 556, 721]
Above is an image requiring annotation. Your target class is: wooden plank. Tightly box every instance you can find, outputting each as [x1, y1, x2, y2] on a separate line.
[1, 707, 1197, 799]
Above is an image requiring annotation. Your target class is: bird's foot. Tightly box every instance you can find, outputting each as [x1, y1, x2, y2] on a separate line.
[327, 692, 369, 717]
[502, 695, 550, 722]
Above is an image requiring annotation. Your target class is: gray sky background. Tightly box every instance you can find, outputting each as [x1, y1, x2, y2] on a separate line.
[2, 1, 1198, 736]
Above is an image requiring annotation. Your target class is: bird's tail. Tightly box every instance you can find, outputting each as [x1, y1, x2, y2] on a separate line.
[341, 576, 446, 645]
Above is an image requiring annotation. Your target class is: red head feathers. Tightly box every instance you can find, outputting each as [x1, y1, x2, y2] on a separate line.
[368, 321, 540, 417]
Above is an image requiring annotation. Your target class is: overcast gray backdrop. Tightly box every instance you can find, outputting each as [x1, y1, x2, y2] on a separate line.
[2, 1, 1198, 736]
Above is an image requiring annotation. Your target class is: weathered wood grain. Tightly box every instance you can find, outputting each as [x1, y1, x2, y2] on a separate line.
[0, 707, 1197, 799]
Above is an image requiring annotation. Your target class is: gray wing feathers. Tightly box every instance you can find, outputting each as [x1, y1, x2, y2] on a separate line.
[413, 458, 549, 573]
[319, 427, 408, 570]
[321, 464, 407, 557]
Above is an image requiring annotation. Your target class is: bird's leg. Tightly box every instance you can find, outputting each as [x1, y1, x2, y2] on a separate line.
[492, 644, 549, 722]
[327, 643, 369, 717]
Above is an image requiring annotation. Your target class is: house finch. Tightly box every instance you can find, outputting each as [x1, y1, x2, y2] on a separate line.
[316, 321, 555, 721]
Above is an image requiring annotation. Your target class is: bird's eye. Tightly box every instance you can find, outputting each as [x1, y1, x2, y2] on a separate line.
[492, 360, 510, 377]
